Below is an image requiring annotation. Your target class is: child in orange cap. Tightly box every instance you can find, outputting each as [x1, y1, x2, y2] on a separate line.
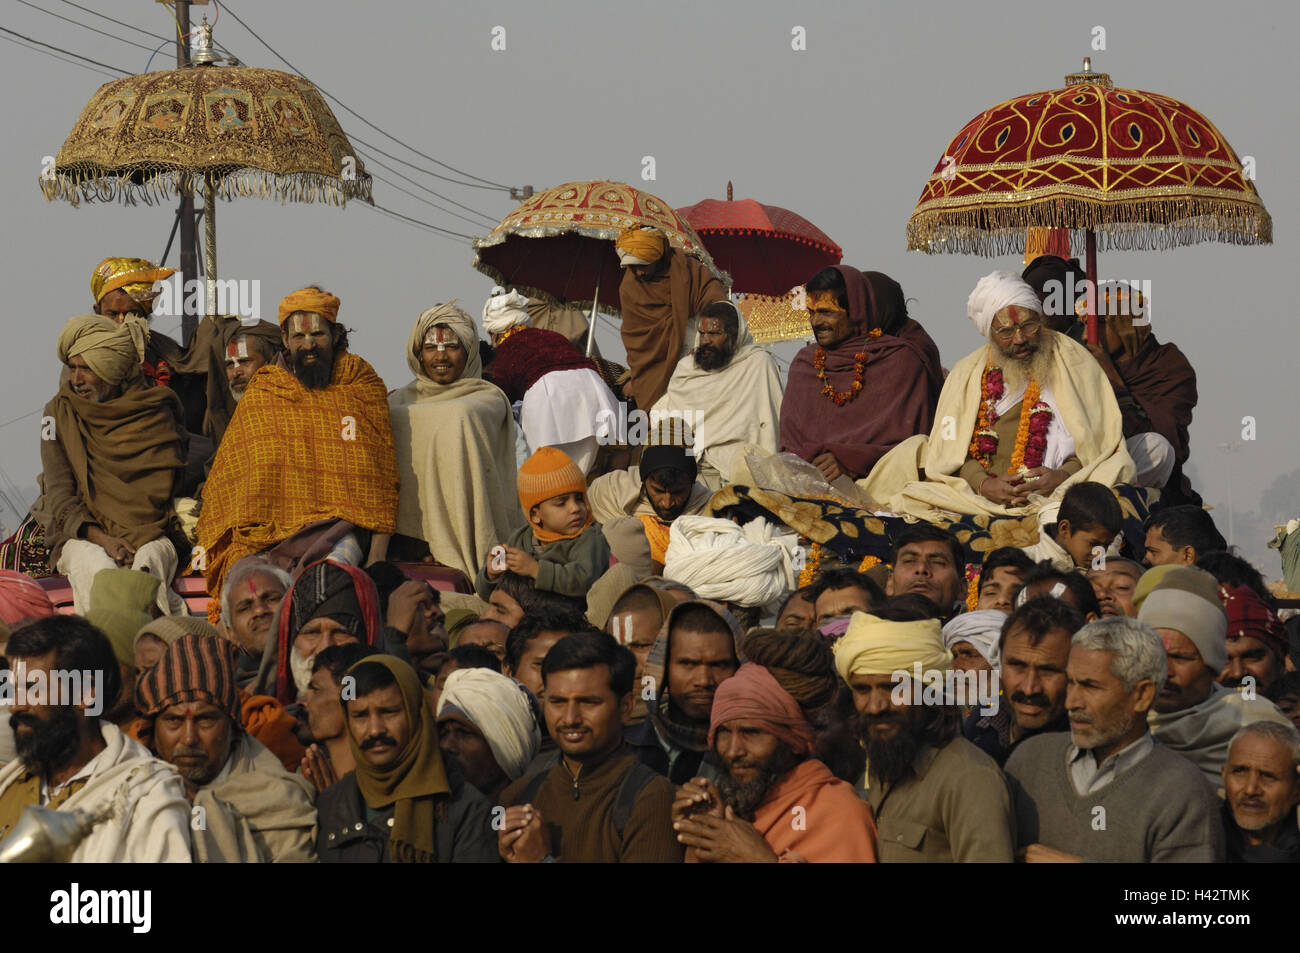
[475, 446, 611, 602]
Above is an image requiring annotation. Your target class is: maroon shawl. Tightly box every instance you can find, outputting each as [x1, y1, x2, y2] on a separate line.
[779, 268, 943, 477]
[489, 327, 599, 404]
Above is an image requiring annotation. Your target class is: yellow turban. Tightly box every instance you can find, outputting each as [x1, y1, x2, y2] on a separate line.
[833, 612, 951, 682]
[615, 227, 668, 267]
[278, 288, 341, 325]
[57, 315, 144, 387]
[90, 257, 174, 305]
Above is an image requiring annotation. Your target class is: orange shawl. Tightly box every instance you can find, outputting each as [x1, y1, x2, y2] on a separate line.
[196, 352, 398, 605]
[618, 250, 726, 410]
[752, 759, 878, 862]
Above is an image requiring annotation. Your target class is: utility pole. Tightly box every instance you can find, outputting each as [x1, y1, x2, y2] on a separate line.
[1216, 441, 1240, 547]
[173, 0, 199, 345]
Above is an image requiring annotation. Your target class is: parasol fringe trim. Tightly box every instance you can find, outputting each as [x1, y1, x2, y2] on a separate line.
[39, 167, 373, 209]
[907, 195, 1272, 255]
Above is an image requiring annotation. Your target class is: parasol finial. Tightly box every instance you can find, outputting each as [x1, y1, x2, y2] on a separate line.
[192, 16, 216, 66]
[727, 181, 733, 201]
[1065, 57, 1112, 88]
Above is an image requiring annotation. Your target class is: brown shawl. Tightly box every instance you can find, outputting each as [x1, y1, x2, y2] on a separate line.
[39, 376, 186, 562]
[1108, 320, 1197, 465]
[618, 249, 726, 410]
[779, 267, 943, 477]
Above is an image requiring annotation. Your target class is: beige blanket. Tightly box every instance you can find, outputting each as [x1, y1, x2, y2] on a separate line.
[860, 332, 1135, 520]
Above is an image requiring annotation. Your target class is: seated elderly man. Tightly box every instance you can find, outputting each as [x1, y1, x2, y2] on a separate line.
[257, 558, 384, 704]
[203, 318, 282, 450]
[0, 616, 191, 861]
[589, 425, 713, 576]
[1221, 721, 1300, 863]
[136, 633, 316, 862]
[379, 302, 523, 579]
[198, 288, 399, 621]
[218, 557, 292, 667]
[1141, 569, 1291, 784]
[1005, 616, 1224, 862]
[436, 667, 542, 804]
[481, 287, 619, 474]
[35, 315, 187, 615]
[863, 271, 1135, 521]
[652, 300, 783, 489]
[781, 266, 942, 484]
[615, 226, 728, 411]
[317, 656, 498, 862]
[673, 647, 877, 862]
[88, 256, 183, 391]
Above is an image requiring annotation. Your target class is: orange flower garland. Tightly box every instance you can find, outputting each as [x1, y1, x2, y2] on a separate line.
[798, 542, 823, 587]
[1007, 379, 1040, 474]
[813, 328, 882, 406]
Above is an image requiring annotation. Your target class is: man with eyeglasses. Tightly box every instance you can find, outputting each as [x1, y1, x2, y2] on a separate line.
[862, 270, 1135, 521]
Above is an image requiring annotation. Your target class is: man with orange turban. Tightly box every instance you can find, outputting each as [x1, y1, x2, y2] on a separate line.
[672, 647, 878, 862]
[196, 288, 399, 622]
[615, 226, 727, 411]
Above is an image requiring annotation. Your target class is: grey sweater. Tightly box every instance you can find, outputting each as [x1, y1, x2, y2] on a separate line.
[1005, 731, 1224, 862]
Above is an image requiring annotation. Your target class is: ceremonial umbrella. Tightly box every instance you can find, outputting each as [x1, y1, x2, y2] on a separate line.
[40, 22, 370, 319]
[906, 59, 1271, 341]
[677, 182, 842, 297]
[472, 180, 726, 354]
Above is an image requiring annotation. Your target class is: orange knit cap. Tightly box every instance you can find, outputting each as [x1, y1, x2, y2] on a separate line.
[517, 446, 587, 519]
[278, 287, 341, 324]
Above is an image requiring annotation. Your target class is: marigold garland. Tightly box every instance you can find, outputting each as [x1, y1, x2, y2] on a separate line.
[494, 324, 526, 345]
[798, 542, 823, 587]
[813, 329, 882, 406]
[969, 364, 1054, 476]
[964, 562, 981, 611]
[857, 554, 882, 573]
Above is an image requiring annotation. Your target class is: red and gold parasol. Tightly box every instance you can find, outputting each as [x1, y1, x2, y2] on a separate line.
[906, 60, 1271, 339]
[678, 182, 842, 297]
[473, 180, 724, 315]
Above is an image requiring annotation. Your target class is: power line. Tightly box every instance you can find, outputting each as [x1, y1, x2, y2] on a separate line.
[346, 132, 502, 221]
[57, 0, 169, 43]
[358, 201, 475, 243]
[15, 0, 160, 53]
[362, 164, 498, 231]
[0, 24, 129, 74]
[353, 145, 498, 225]
[218, 1, 514, 192]
[0, 29, 120, 79]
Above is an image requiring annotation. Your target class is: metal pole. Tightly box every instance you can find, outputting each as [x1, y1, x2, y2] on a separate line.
[585, 275, 601, 357]
[175, 0, 199, 343]
[204, 174, 217, 317]
[1084, 228, 1098, 344]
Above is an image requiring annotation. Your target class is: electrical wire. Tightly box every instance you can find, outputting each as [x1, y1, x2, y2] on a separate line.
[0, 29, 120, 79]
[345, 132, 503, 221]
[362, 164, 498, 231]
[218, 1, 513, 192]
[358, 202, 475, 242]
[15, 0, 161, 53]
[57, 0, 170, 42]
[0, 25, 128, 74]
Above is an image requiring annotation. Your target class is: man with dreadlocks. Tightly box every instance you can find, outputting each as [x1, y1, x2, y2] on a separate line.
[671, 631, 877, 862]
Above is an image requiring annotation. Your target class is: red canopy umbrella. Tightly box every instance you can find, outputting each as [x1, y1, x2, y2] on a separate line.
[906, 59, 1271, 341]
[678, 182, 842, 296]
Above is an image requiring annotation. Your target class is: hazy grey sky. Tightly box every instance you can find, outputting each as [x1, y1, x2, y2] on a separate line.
[2, 0, 1295, 569]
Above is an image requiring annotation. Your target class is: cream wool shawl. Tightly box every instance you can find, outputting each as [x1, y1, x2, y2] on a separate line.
[860, 331, 1135, 520]
[649, 309, 783, 483]
[388, 304, 524, 578]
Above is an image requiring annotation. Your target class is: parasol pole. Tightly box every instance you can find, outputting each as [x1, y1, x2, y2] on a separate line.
[585, 274, 601, 357]
[203, 172, 217, 318]
[1084, 227, 1098, 344]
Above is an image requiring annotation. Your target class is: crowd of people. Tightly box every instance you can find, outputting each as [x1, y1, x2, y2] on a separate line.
[0, 235, 1297, 863]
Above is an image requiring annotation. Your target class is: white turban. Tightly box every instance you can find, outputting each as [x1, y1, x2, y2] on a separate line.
[662, 516, 799, 611]
[967, 270, 1043, 337]
[941, 609, 1008, 668]
[437, 667, 540, 780]
[481, 286, 532, 335]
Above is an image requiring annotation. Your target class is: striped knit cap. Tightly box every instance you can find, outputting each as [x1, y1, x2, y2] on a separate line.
[517, 446, 587, 518]
[135, 633, 240, 721]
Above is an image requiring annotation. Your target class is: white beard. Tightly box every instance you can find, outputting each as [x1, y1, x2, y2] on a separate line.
[290, 645, 315, 698]
[996, 333, 1056, 394]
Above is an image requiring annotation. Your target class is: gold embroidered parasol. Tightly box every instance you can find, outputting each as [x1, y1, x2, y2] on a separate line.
[40, 21, 369, 315]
